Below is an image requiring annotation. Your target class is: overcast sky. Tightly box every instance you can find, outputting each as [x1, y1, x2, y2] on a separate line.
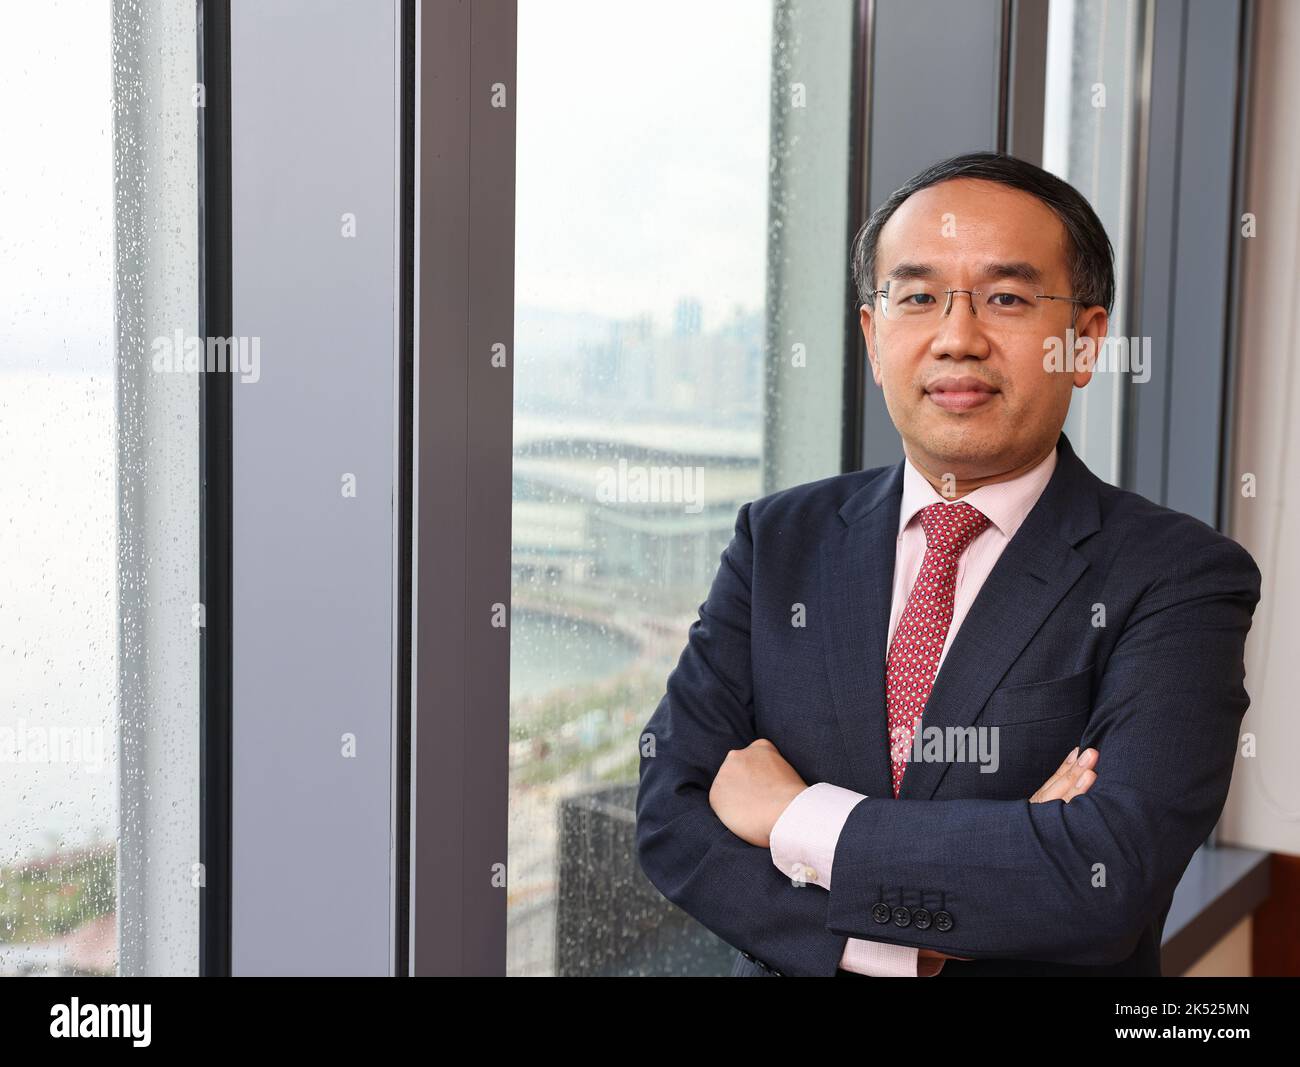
[516, 0, 774, 334]
[0, 0, 113, 375]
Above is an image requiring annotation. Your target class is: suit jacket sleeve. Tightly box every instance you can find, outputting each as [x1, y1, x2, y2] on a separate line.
[635, 501, 851, 976]
[824, 536, 1262, 966]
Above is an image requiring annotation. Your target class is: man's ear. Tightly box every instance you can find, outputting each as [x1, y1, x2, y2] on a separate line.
[1071, 305, 1109, 389]
[860, 303, 883, 387]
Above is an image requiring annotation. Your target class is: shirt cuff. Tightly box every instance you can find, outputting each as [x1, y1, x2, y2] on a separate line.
[840, 937, 921, 977]
[768, 782, 866, 890]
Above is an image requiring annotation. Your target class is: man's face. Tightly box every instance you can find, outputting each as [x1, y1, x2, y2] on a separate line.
[861, 177, 1108, 480]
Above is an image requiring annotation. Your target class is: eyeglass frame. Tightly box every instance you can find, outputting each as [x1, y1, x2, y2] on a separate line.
[866, 283, 1089, 323]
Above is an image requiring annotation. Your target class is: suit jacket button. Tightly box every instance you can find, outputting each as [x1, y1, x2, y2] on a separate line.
[912, 907, 932, 930]
[892, 906, 912, 927]
[933, 910, 954, 932]
[871, 902, 892, 924]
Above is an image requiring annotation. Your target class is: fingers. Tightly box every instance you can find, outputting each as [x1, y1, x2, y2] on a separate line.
[1060, 757, 1097, 802]
[1030, 747, 1098, 803]
[1029, 745, 1079, 802]
[1057, 747, 1097, 802]
[1044, 746, 1081, 791]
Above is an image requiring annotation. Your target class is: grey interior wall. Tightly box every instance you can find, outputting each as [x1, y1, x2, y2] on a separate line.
[230, 0, 400, 976]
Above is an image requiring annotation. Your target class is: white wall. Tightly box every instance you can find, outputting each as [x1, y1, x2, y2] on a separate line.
[1219, 0, 1300, 858]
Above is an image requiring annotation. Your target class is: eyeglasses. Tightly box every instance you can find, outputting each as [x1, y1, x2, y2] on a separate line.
[868, 280, 1086, 327]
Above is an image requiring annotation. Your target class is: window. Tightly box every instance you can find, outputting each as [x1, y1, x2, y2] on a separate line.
[508, 0, 857, 975]
[0, 0, 201, 976]
[1043, 0, 1146, 484]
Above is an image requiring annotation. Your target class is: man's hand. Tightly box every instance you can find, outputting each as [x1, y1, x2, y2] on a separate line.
[920, 745, 1100, 974]
[917, 948, 962, 975]
[710, 741, 1100, 971]
[1029, 745, 1098, 804]
[709, 739, 808, 848]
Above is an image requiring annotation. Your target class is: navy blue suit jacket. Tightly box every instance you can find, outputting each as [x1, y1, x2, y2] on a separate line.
[635, 431, 1261, 976]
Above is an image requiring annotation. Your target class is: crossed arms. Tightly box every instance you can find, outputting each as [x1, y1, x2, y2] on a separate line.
[635, 500, 1261, 976]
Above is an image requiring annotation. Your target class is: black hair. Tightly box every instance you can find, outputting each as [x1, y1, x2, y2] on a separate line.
[850, 151, 1115, 315]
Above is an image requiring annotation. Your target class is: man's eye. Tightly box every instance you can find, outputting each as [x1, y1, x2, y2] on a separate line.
[989, 292, 1029, 307]
[901, 292, 935, 305]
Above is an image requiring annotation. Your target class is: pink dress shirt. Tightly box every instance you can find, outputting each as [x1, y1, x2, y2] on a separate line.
[768, 443, 1058, 975]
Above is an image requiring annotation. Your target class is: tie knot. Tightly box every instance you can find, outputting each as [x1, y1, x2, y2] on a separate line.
[919, 501, 990, 556]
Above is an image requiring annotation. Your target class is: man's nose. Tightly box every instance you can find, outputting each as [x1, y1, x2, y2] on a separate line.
[930, 291, 991, 358]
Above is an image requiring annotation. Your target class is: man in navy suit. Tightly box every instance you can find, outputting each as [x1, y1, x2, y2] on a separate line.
[634, 152, 1262, 977]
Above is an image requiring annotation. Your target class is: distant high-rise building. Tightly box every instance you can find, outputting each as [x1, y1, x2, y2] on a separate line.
[673, 297, 702, 337]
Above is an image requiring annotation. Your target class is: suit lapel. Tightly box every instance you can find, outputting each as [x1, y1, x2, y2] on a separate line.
[820, 460, 902, 798]
[821, 431, 1102, 802]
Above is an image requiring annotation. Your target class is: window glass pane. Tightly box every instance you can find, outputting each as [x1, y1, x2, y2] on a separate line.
[0, 0, 200, 976]
[510, 0, 855, 975]
[1043, 0, 1145, 483]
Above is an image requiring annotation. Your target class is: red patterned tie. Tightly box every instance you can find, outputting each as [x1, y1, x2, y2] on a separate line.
[886, 500, 991, 798]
